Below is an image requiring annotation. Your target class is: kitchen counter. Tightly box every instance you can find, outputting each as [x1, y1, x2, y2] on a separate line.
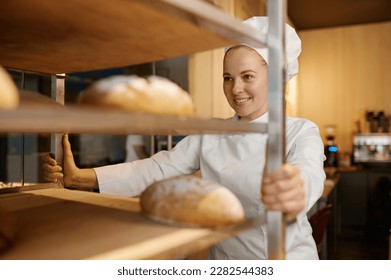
[325, 166, 391, 259]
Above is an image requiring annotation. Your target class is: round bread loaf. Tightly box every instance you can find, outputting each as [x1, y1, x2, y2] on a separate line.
[0, 66, 19, 109]
[79, 75, 194, 116]
[140, 175, 245, 228]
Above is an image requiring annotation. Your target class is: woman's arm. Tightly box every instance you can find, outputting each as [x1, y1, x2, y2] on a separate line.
[261, 120, 326, 222]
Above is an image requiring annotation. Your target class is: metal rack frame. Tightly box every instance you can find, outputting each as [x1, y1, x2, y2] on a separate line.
[1, 0, 289, 260]
[266, 0, 287, 260]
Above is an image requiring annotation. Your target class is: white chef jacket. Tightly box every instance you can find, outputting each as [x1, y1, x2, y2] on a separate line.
[95, 113, 326, 260]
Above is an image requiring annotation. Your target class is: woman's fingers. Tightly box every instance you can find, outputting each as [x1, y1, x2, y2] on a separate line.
[266, 164, 299, 182]
[42, 163, 63, 182]
[62, 134, 79, 187]
[41, 153, 58, 167]
[42, 171, 63, 182]
[41, 152, 63, 183]
[42, 162, 62, 173]
[262, 164, 305, 216]
[63, 134, 73, 161]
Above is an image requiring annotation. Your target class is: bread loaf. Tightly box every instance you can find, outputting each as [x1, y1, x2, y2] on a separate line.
[140, 175, 245, 228]
[79, 75, 194, 116]
[0, 66, 19, 109]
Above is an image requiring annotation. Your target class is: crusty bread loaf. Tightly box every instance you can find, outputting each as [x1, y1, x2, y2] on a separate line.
[140, 175, 245, 228]
[79, 75, 194, 116]
[0, 66, 19, 109]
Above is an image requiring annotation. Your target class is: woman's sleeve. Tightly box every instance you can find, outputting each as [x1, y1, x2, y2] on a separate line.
[286, 123, 326, 211]
[94, 135, 202, 197]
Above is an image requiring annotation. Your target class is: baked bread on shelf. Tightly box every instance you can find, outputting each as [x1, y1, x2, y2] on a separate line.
[78, 75, 194, 116]
[0, 66, 19, 109]
[140, 175, 245, 228]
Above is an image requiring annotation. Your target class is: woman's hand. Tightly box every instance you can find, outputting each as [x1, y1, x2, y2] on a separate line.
[261, 164, 306, 223]
[42, 153, 63, 184]
[42, 134, 98, 189]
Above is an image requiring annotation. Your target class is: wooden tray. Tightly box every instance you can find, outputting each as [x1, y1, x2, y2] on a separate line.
[0, 187, 258, 260]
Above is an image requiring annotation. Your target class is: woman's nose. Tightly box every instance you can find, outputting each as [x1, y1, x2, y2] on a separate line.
[232, 79, 243, 95]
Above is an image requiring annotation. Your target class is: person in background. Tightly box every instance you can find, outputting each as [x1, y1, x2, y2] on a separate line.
[42, 16, 325, 260]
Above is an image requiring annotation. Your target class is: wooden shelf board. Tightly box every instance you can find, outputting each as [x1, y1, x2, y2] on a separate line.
[0, 105, 267, 135]
[0, 188, 259, 260]
[0, 0, 266, 74]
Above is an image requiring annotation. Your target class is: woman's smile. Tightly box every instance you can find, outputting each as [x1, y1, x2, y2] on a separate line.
[234, 97, 252, 105]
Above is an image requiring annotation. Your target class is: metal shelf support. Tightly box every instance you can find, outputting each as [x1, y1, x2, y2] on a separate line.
[50, 73, 66, 169]
[266, 0, 287, 260]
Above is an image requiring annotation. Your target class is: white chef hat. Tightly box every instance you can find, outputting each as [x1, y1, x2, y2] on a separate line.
[225, 16, 302, 81]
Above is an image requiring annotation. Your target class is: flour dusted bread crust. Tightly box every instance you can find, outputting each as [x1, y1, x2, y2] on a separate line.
[0, 66, 19, 109]
[140, 176, 245, 227]
[79, 75, 194, 116]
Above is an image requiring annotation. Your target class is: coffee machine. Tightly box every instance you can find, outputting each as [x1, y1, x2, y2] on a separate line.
[324, 125, 338, 167]
[352, 133, 391, 168]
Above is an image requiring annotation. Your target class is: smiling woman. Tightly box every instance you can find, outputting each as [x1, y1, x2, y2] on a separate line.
[42, 16, 326, 260]
[223, 45, 268, 121]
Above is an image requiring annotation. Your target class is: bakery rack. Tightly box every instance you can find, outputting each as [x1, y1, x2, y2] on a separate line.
[0, 0, 287, 259]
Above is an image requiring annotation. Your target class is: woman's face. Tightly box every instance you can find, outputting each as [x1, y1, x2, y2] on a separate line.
[223, 46, 268, 121]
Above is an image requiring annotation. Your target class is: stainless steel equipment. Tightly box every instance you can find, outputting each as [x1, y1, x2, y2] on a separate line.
[352, 133, 391, 168]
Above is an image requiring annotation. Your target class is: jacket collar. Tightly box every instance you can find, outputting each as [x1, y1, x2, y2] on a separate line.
[233, 112, 269, 123]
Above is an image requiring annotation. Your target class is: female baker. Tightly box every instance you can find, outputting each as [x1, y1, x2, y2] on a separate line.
[43, 16, 326, 260]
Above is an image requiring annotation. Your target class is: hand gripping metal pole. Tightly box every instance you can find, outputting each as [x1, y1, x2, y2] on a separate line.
[266, 0, 287, 260]
[51, 73, 66, 186]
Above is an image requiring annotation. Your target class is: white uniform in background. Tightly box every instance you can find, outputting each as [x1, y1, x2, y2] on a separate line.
[95, 113, 326, 260]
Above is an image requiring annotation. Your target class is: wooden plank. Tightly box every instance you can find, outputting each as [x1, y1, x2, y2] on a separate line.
[0, 103, 267, 136]
[0, 0, 266, 74]
[0, 188, 259, 260]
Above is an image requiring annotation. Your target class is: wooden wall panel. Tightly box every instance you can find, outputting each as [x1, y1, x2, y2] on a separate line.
[297, 22, 391, 154]
[235, 0, 266, 20]
[189, 48, 234, 118]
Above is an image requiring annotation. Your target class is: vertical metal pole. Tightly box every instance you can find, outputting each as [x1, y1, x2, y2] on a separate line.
[167, 135, 173, 150]
[151, 61, 156, 76]
[20, 71, 25, 187]
[149, 136, 155, 156]
[150, 61, 156, 156]
[51, 74, 66, 179]
[266, 0, 287, 260]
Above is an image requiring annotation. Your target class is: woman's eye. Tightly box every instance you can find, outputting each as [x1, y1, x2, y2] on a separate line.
[243, 74, 253, 81]
[223, 76, 232, 82]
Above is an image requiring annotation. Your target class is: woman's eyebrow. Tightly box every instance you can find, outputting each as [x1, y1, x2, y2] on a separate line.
[223, 69, 256, 76]
[240, 70, 256, 75]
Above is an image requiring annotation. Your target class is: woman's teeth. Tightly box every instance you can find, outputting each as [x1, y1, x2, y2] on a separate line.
[235, 98, 250, 104]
